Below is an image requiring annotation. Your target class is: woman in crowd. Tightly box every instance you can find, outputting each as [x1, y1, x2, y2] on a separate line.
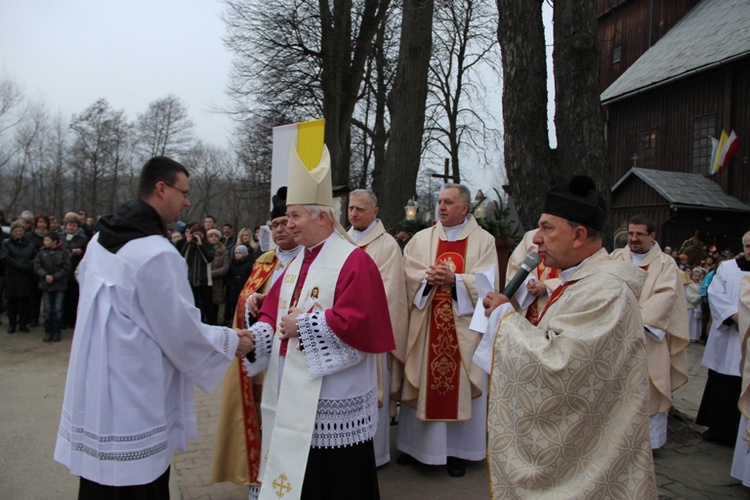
[61, 213, 88, 328]
[236, 227, 255, 253]
[207, 228, 229, 325]
[177, 222, 215, 323]
[25, 214, 50, 327]
[1, 221, 37, 333]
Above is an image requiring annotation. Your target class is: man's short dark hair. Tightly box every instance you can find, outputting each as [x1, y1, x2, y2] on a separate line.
[45, 231, 60, 242]
[566, 220, 603, 241]
[205, 215, 216, 223]
[628, 215, 656, 234]
[223, 223, 233, 229]
[138, 156, 189, 199]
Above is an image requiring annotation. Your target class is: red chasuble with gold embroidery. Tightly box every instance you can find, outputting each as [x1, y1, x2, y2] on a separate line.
[425, 239, 467, 420]
[211, 252, 279, 486]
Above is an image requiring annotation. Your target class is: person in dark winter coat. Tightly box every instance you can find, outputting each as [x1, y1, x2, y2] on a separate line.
[34, 231, 71, 342]
[176, 223, 215, 323]
[25, 213, 49, 327]
[0, 221, 37, 333]
[61, 213, 88, 328]
[224, 245, 255, 326]
[208, 229, 230, 326]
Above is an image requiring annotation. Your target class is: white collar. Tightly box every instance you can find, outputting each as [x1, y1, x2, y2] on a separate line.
[277, 245, 303, 263]
[350, 219, 378, 244]
[629, 243, 654, 265]
[443, 218, 468, 242]
[560, 256, 591, 283]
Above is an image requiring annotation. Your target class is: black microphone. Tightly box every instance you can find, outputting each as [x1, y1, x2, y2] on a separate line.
[502, 251, 541, 298]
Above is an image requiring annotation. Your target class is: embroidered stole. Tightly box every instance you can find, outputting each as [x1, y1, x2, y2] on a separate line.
[425, 239, 467, 420]
[237, 257, 279, 327]
[532, 279, 577, 326]
[233, 255, 278, 483]
[258, 236, 355, 500]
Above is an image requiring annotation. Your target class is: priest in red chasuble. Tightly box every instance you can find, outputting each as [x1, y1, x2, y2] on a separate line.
[243, 145, 394, 500]
[396, 183, 498, 478]
[475, 176, 656, 498]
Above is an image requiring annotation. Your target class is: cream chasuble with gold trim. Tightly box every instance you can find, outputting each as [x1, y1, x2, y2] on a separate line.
[612, 242, 690, 416]
[401, 216, 498, 421]
[486, 250, 656, 498]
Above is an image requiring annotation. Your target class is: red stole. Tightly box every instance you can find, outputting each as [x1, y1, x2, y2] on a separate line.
[234, 360, 261, 483]
[425, 239, 467, 420]
[236, 257, 279, 327]
[231, 256, 278, 485]
[532, 279, 577, 326]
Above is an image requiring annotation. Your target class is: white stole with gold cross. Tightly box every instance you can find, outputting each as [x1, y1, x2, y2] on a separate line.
[258, 234, 356, 499]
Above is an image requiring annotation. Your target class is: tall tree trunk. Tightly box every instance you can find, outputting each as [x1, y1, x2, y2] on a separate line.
[553, 0, 609, 213]
[376, 0, 434, 227]
[370, 20, 389, 190]
[319, 0, 390, 189]
[497, 0, 607, 233]
[496, 0, 553, 231]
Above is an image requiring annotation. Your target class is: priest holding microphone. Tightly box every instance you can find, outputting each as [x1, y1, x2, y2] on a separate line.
[473, 176, 656, 498]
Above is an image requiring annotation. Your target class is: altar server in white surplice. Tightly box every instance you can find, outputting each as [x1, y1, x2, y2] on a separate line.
[54, 157, 253, 498]
[699, 231, 750, 445]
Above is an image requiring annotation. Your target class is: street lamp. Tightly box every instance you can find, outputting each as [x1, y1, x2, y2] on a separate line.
[404, 198, 417, 220]
[473, 189, 486, 218]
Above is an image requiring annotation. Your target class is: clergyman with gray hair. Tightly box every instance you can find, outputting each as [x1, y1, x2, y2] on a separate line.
[396, 183, 499, 477]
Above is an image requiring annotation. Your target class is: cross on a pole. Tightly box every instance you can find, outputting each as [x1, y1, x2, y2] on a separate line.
[430, 158, 460, 183]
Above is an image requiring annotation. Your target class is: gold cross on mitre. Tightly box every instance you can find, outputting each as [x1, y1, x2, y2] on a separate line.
[272, 473, 292, 497]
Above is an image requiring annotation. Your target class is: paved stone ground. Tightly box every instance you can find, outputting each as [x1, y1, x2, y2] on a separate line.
[2, 315, 749, 499]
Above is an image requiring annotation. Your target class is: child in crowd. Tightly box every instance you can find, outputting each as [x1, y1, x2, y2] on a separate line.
[33, 231, 71, 342]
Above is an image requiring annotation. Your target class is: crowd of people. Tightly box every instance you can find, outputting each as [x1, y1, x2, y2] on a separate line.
[0, 207, 266, 342]
[0, 210, 90, 340]
[4, 153, 750, 498]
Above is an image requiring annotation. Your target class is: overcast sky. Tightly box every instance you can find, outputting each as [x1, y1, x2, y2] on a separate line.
[0, 0, 233, 147]
[1, 1, 556, 198]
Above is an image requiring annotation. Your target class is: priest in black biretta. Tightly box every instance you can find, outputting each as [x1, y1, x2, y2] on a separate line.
[541, 175, 607, 232]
